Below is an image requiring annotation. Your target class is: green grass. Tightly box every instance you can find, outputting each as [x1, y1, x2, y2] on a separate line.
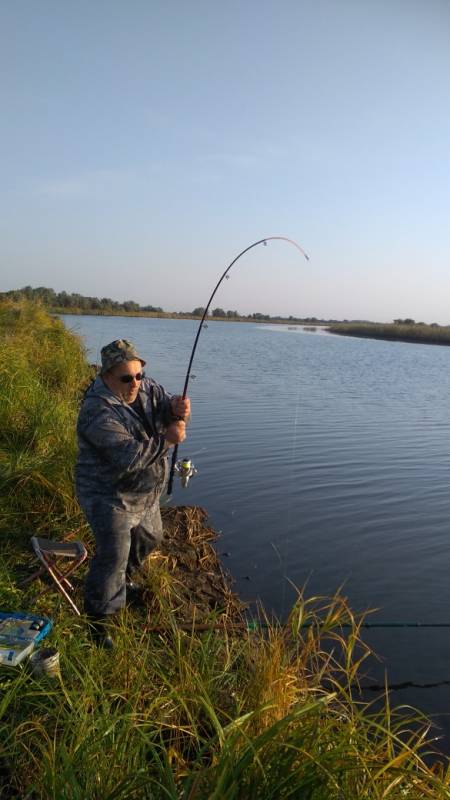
[328, 322, 450, 346]
[0, 300, 92, 536]
[1, 300, 450, 798]
[2, 592, 449, 798]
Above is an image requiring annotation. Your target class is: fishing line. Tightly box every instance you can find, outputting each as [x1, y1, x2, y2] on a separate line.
[145, 620, 450, 631]
[356, 679, 450, 692]
[277, 347, 305, 617]
[167, 236, 309, 494]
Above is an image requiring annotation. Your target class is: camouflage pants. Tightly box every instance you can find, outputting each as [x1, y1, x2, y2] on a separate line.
[81, 499, 163, 616]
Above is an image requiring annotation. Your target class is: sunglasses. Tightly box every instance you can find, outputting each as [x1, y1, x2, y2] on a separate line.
[119, 371, 145, 384]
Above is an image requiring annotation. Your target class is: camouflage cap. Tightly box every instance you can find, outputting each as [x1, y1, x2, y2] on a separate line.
[100, 339, 146, 374]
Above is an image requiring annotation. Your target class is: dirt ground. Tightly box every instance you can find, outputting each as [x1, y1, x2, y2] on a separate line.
[141, 505, 246, 628]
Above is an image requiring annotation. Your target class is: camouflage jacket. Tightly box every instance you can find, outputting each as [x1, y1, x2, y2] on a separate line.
[76, 375, 173, 512]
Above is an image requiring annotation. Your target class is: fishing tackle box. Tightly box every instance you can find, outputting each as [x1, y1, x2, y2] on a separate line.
[0, 611, 53, 666]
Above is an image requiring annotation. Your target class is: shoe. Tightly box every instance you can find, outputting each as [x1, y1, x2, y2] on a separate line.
[126, 583, 146, 608]
[88, 618, 115, 650]
[126, 578, 140, 590]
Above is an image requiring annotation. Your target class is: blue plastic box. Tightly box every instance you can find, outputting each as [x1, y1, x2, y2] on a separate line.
[0, 611, 53, 666]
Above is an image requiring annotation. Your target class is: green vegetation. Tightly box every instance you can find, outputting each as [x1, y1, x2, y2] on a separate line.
[0, 285, 163, 314]
[0, 300, 92, 534]
[1, 300, 450, 798]
[0, 286, 328, 325]
[328, 321, 450, 346]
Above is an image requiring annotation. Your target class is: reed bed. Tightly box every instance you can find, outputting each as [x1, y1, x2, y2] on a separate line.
[1, 300, 449, 798]
[328, 322, 450, 346]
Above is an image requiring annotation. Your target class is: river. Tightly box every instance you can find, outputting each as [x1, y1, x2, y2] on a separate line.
[61, 314, 450, 750]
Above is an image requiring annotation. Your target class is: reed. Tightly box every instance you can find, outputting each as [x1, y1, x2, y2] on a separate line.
[0, 300, 92, 537]
[328, 322, 450, 346]
[1, 594, 448, 798]
[1, 300, 449, 798]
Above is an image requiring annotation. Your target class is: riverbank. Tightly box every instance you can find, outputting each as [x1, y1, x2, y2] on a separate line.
[56, 311, 450, 347]
[328, 321, 450, 346]
[53, 306, 321, 326]
[1, 299, 449, 797]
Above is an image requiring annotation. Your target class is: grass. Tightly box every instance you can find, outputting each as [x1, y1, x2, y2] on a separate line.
[1, 299, 450, 798]
[0, 300, 92, 536]
[327, 322, 450, 346]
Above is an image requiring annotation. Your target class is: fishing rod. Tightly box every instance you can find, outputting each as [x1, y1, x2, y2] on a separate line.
[167, 236, 310, 494]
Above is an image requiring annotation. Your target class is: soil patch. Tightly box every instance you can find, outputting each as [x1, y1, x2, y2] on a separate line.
[143, 505, 245, 627]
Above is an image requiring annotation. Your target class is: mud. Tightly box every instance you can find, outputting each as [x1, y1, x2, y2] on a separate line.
[143, 505, 245, 626]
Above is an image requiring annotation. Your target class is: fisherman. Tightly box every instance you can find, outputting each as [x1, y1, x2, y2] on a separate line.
[76, 339, 190, 648]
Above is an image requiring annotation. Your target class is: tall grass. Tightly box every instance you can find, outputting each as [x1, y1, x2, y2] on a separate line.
[2, 594, 449, 798]
[0, 300, 91, 535]
[1, 300, 449, 798]
[328, 322, 450, 346]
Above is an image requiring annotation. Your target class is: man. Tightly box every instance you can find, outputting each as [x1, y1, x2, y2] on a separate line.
[76, 338, 189, 648]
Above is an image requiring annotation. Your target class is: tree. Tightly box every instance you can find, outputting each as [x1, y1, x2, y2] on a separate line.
[212, 308, 226, 317]
[123, 300, 140, 312]
[192, 307, 206, 316]
[34, 286, 56, 305]
[394, 318, 415, 325]
[56, 291, 72, 307]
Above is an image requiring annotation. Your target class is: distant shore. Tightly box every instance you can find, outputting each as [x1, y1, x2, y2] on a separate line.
[53, 306, 325, 325]
[3, 290, 448, 346]
[327, 322, 450, 346]
[56, 309, 450, 346]
[7, 294, 450, 346]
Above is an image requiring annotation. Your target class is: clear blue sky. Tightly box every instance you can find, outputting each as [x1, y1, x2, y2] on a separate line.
[2, 1, 450, 322]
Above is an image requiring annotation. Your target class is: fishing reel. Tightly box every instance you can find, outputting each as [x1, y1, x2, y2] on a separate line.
[174, 458, 198, 488]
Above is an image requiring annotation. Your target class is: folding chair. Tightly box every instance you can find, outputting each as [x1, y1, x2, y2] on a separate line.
[21, 537, 88, 616]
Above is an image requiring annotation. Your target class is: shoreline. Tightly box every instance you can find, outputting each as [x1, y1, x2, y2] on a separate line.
[55, 307, 327, 326]
[328, 322, 450, 347]
[57, 309, 450, 347]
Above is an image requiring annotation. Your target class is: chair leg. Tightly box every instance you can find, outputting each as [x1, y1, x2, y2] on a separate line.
[24, 547, 87, 616]
[20, 566, 47, 586]
[56, 557, 86, 589]
[40, 562, 81, 615]
[43, 556, 78, 591]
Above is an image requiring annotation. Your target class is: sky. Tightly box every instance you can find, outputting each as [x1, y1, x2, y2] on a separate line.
[1, 0, 450, 322]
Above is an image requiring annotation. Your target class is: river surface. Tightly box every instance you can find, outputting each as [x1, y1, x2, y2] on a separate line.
[62, 314, 450, 750]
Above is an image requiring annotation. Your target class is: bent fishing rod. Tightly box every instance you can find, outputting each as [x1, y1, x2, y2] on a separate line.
[167, 235, 310, 494]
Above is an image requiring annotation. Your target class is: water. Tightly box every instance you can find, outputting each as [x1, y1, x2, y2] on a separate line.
[62, 314, 450, 748]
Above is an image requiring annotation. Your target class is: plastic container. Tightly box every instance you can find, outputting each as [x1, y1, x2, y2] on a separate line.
[0, 613, 53, 667]
[29, 647, 60, 678]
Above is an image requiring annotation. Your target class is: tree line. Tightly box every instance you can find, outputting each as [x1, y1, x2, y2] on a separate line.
[0, 286, 163, 313]
[1, 286, 329, 323]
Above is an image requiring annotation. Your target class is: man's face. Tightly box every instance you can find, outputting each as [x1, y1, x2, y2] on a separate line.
[103, 359, 144, 403]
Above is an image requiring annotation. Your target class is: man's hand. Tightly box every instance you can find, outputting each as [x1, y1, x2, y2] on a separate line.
[171, 396, 191, 420]
[165, 420, 186, 445]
